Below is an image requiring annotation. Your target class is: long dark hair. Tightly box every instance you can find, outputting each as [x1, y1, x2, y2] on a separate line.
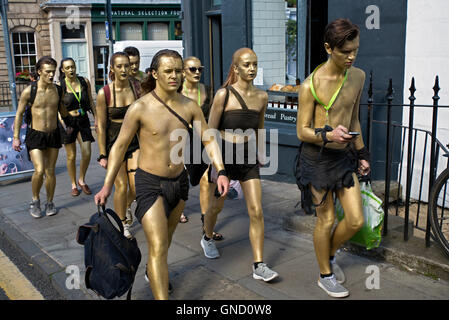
[222, 48, 256, 88]
[109, 52, 130, 81]
[59, 57, 75, 82]
[141, 49, 183, 94]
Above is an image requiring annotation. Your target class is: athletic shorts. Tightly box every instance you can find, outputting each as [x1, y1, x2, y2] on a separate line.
[134, 168, 189, 224]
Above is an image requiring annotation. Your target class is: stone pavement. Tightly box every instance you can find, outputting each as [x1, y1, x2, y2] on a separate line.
[0, 141, 448, 300]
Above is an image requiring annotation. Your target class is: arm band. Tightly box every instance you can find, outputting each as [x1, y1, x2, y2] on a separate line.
[217, 169, 227, 178]
[356, 146, 370, 162]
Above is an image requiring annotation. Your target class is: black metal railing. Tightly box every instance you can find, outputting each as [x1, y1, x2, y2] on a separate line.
[0, 81, 29, 109]
[362, 73, 449, 246]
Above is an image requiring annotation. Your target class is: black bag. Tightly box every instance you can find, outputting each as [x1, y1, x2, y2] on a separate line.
[76, 206, 142, 300]
[151, 91, 208, 186]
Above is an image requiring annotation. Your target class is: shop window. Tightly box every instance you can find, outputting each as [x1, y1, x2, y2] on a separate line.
[174, 21, 183, 40]
[148, 23, 169, 41]
[12, 32, 37, 78]
[213, 0, 222, 6]
[92, 23, 116, 46]
[61, 24, 85, 39]
[120, 23, 143, 41]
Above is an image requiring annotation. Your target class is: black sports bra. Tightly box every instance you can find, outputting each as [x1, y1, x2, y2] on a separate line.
[218, 86, 260, 131]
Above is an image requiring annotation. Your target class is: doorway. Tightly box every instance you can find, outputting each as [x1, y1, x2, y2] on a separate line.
[208, 14, 223, 92]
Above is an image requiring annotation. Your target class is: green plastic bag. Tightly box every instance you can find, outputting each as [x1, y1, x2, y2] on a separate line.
[335, 181, 384, 250]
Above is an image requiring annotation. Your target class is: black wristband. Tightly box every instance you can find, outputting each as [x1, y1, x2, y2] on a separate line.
[217, 169, 227, 178]
[97, 154, 107, 162]
[356, 146, 370, 162]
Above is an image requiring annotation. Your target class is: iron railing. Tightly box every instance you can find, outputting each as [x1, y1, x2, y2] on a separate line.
[0, 81, 29, 109]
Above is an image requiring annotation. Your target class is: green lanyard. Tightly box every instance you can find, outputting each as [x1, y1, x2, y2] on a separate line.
[183, 82, 201, 106]
[310, 62, 348, 118]
[65, 78, 82, 110]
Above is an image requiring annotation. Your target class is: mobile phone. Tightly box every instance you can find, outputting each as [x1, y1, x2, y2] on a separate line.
[348, 132, 360, 136]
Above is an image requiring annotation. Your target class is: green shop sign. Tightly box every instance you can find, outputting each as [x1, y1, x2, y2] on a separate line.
[92, 6, 181, 19]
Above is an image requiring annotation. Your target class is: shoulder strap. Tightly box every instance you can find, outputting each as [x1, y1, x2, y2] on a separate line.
[78, 76, 87, 90]
[223, 87, 230, 110]
[103, 84, 111, 107]
[151, 91, 191, 132]
[228, 86, 249, 110]
[29, 81, 38, 107]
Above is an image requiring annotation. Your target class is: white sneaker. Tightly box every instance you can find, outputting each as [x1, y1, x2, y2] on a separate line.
[123, 223, 132, 239]
[252, 263, 279, 282]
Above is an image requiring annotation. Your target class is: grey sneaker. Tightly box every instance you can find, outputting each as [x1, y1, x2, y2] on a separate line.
[200, 235, 220, 259]
[330, 257, 345, 284]
[29, 199, 42, 218]
[252, 263, 279, 282]
[45, 202, 58, 216]
[317, 274, 349, 298]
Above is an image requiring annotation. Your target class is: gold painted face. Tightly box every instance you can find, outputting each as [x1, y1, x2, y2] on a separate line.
[183, 59, 203, 84]
[128, 55, 140, 77]
[326, 36, 360, 70]
[62, 60, 76, 79]
[112, 56, 130, 81]
[152, 56, 183, 93]
[235, 51, 258, 82]
[38, 63, 56, 84]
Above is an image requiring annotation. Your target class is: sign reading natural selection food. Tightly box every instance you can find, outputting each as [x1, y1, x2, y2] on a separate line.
[0, 115, 34, 178]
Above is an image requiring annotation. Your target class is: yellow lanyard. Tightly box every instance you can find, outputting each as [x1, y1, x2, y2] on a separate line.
[310, 63, 348, 119]
[183, 82, 201, 106]
[65, 78, 82, 107]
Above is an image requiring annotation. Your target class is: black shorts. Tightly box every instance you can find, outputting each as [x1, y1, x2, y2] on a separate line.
[61, 114, 95, 144]
[210, 140, 260, 182]
[134, 168, 189, 224]
[297, 142, 357, 197]
[25, 127, 62, 151]
[107, 121, 139, 161]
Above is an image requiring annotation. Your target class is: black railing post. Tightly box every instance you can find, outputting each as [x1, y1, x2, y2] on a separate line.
[366, 71, 374, 152]
[404, 77, 416, 241]
[383, 79, 394, 236]
[426, 76, 440, 247]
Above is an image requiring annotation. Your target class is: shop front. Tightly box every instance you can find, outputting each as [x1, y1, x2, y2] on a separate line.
[91, 4, 182, 91]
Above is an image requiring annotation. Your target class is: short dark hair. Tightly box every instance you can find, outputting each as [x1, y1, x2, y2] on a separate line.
[324, 18, 360, 50]
[124, 46, 140, 58]
[36, 56, 57, 71]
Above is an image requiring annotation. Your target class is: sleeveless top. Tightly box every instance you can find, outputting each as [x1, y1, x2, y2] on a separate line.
[218, 86, 260, 131]
[62, 78, 90, 112]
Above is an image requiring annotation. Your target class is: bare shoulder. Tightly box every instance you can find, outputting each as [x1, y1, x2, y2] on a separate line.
[298, 75, 312, 99]
[214, 87, 228, 100]
[181, 94, 199, 112]
[254, 87, 268, 100]
[350, 67, 366, 81]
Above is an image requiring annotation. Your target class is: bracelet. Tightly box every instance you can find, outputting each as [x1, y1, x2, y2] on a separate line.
[217, 169, 227, 178]
[97, 154, 107, 162]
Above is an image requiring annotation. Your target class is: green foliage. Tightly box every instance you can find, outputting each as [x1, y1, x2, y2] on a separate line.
[286, 19, 297, 57]
[286, 0, 297, 7]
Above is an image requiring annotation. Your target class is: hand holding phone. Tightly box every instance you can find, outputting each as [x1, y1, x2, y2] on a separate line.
[348, 132, 360, 137]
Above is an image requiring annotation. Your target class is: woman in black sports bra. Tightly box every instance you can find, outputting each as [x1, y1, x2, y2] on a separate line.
[96, 52, 141, 238]
[200, 48, 279, 282]
[58, 58, 96, 197]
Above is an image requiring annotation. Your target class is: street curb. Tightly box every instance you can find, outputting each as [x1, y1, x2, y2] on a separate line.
[282, 212, 449, 282]
[0, 214, 91, 300]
